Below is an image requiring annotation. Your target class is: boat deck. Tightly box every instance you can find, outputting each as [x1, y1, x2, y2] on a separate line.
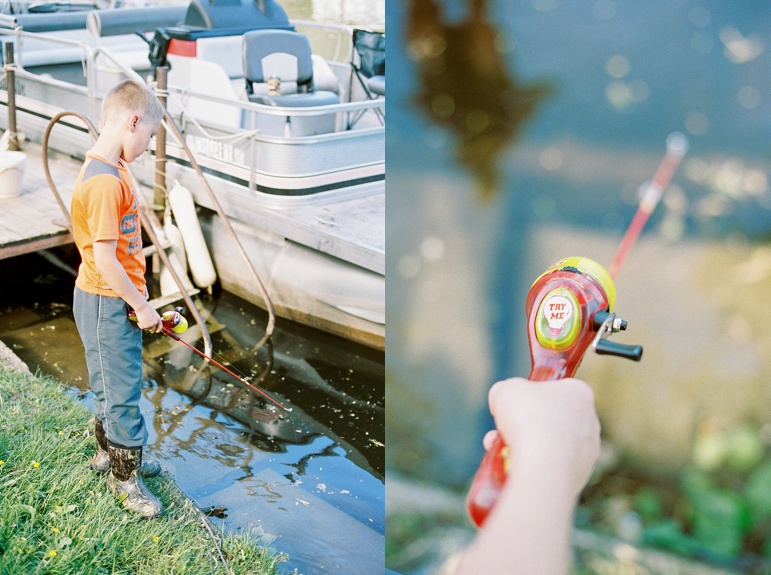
[1, 140, 384, 275]
[199, 182, 385, 275]
[0, 142, 77, 260]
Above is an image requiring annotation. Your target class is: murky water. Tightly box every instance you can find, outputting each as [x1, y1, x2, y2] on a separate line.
[0, 247, 384, 574]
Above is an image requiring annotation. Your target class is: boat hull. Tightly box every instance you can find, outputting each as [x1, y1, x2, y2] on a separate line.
[200, 210, 384, 350]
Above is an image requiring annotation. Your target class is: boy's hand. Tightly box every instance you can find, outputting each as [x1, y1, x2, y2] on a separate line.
[134, 302, 163, 332]
[484, 377, 601, 495]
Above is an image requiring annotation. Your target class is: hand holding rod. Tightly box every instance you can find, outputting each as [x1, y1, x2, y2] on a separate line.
[466, 134, 687, 528]
[466, 257, 634, 527]
[129, 308, 289, 412]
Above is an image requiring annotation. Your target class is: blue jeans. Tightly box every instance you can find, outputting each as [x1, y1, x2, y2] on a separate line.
[73, 287, 147, 448]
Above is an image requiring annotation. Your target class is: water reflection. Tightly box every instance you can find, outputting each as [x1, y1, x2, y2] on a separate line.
[405, 0, 551, 200]
[141, 309, 384, 479]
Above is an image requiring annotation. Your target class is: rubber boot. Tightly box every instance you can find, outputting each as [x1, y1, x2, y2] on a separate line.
[91, 418, 161, 477]
[106, 444, 163, 518]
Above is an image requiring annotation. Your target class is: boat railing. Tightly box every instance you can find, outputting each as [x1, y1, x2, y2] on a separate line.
[0, 26, 115, 120]
[168, 84, 385, 120]
[1, 24, 384, 132]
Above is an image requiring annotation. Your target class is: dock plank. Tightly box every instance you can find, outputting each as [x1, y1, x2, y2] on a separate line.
[0, 142, 80, 260]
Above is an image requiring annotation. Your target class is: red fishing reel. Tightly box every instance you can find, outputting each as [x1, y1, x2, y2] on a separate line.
[466, 257, 642, 528]
[128, 306, 188, 333]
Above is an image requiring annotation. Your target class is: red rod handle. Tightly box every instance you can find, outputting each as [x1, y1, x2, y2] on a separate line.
[466, 361, 568, 527]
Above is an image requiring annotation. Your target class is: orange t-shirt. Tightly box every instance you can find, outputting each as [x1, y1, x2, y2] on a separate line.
[71, 153, 146, 297]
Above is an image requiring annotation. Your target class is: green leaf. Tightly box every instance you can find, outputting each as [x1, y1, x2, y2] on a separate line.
[642, 519, 700, 555]
[690, 488, 749, 559]
[724, 426, 765, 473]
[634, 487, 662, 521]
[53, 504, 78, 515]
[18, 504, 36, 522]
[744, 459, 771, 527]
[680, 467, 714, 499]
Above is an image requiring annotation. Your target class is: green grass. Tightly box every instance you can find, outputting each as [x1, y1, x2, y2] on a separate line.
[0, 365, 288, 575]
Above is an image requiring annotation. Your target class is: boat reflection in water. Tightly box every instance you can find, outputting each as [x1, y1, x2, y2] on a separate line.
[146, 334, 384, 477]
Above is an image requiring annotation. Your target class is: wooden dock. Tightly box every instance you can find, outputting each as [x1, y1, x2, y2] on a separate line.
[0, 141, 79, 260]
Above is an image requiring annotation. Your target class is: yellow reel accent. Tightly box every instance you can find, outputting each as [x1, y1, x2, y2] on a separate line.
[162, 311, 189, 333]
[535, 256, 617, 312]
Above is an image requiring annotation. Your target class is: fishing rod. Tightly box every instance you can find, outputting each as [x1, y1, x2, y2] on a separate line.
[129, 307, 290, 412]
[466, 132, 689, 527]
[609, 132, 689, 278]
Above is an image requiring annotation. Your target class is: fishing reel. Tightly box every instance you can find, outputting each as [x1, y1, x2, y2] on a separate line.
[128, 306, 188, 333]
[161, 306, 188, 334]
[466, 257, 642, 527]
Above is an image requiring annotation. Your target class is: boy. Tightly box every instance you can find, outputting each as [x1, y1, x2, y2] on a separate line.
[71, 79, 165, 518]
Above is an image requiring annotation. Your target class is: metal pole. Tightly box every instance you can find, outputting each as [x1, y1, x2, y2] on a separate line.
[4, 42, 19, 151]
[153, 65, 168, 217]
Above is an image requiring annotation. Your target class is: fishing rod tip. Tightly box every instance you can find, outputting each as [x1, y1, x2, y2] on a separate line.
[666, 132, 689, 157]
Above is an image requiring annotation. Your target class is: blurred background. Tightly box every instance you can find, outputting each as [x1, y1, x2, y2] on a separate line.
[385, 1, 770, 573]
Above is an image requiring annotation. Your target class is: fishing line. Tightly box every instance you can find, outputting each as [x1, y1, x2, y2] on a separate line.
[162, 326, 290, 412]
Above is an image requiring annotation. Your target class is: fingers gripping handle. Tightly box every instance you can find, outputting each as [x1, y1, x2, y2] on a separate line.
[467, 436, 509, 527]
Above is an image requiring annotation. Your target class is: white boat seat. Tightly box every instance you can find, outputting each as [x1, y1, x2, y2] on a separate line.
[243, 29, 337, 101]
[311, 54, 341, 95]
[242, 29, 339, 136]
[194, 35, 338, 101]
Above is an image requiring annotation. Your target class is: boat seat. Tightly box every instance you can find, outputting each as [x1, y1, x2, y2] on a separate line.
[195, 35, 339, 102]
[195, 35, 251, 100]
[242, 29, 339, 136]
[347, 28, 385, 129]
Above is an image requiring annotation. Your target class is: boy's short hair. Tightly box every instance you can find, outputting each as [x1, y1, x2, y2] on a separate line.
[101, 79, 163, 127]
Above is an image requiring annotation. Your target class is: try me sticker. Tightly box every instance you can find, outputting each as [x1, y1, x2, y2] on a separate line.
[543, 294, 573, 331]
[535, 288, 581, 350]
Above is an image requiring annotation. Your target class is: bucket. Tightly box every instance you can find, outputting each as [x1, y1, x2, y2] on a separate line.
[0, 151, 27, 198]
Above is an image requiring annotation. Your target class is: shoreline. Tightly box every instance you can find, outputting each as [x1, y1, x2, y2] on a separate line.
[0, 339, 32, 376]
